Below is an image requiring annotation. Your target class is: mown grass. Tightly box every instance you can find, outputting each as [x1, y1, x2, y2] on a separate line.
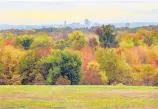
[0, 85, 158, 109]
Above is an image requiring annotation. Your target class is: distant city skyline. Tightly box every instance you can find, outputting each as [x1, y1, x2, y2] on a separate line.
[0, 0, 158, 25]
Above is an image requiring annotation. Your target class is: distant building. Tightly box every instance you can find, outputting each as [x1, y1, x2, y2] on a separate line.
[72, 22, 80, 29]
[126, 23, 130, 28]
[42, 26, 46, 28]
[94, 23, 100, 27]
[84, 19, 90, 28]
[64, 20, 66, 27]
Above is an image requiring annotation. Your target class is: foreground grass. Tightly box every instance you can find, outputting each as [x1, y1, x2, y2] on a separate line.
[0, 86, 158, 109]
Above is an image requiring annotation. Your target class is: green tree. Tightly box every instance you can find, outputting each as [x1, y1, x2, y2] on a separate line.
[55, 39, 69, 50]
[42, 49, 81, 85]
[96, 48, 132, 85]
[0, 39, 3, 46]
[31, 33, 52, 48]
[68, 30, 86, 50]
[15, 36, 33, 50]
[151, 30, 158, 45]
[144, 34, 153, 47]
[96, 25, 117, 48]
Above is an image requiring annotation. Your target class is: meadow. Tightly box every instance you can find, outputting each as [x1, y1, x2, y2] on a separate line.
[0, 86, 158, 109]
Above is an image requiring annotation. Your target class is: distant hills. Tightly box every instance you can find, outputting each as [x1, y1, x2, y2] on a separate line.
[0, 22, 158, 30]
[0, 24, 45, 30]
[111, 22, 158, 28]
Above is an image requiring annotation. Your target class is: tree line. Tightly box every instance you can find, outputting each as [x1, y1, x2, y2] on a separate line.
[0, 25, 158, 85]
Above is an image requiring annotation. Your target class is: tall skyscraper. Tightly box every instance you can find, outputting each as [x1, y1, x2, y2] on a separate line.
[84, 19, 90, 28]
[64, 20, 67, 27]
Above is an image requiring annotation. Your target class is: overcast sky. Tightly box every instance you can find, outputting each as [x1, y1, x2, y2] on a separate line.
[0, 0, 158, 24]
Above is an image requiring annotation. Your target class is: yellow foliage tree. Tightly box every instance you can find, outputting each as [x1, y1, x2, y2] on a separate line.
[84, 61, 108, 85]
[68, 30, 86, 50]
[0, 46, 25, 84]
[141, 64, 158, 86]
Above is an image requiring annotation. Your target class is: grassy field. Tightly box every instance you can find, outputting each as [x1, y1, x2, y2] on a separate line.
[0, 86, 158, 109]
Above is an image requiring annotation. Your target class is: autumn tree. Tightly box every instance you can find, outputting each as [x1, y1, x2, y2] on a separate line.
[31, 33, 53, 58]
[18, 51, 43, 85]
[119, 40, 134, 49]
[88, 37, 98, 49]
[55, 39, 70, 50]
[118, 31, 143, 49]
[68, 30, 86, 50]
[96, 48, 132, 85]
[141, 64, 158, 86]
[0, 46, 25, 84]
[146, 45, 158, 64]
[137, 29, 158, 46]
[84, 61, 108, 85]
[132, 34, 143, 47]
[31, 33, 52, 48]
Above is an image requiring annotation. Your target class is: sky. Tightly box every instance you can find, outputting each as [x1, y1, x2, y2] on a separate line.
[0, 0, 158, 25]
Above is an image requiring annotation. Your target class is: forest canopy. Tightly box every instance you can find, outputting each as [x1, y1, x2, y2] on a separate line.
[0, 25, 158, 85]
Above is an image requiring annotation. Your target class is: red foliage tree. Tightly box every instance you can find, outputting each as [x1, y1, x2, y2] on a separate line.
[4, 39, 13, 46]
[150, 59, 158, 67]
[116, 48, 122, 56]
[96, 27, 103, 36]
[35, 47, 51, 58]
[79, 45, 96, 72]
